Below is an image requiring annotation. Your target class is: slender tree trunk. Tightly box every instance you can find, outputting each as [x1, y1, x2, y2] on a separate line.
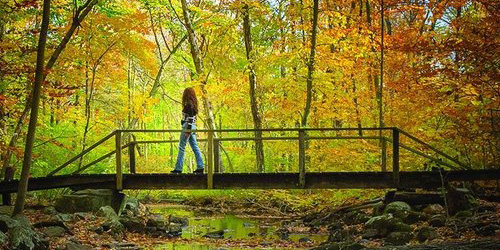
[180, 0, 222, 170]
[1, 0, 98, 201]
[352, 76, 363, 136]
[13, 0, 51, 216]
[242, 4, 265, 172]
[301, 0, 319, 127]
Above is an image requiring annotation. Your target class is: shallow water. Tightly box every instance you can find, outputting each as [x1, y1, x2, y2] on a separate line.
[148, 204, 327, 250]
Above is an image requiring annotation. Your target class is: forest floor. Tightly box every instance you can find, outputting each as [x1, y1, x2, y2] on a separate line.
[2, 187, 499, 250]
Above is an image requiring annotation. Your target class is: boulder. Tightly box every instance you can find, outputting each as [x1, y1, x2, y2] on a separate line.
[362, 229, 378, 239]
[416, 226, 438, 242]
[428, 215, 446, 227]
[39, 226, 66, 238]
[8, 214, 46, 250]
[168, 223, 183, 236]
[203, 230, 224, 239]
[310, 242, 365, 250]
[169, 215, 188, 227]
[55, 189, 125, 214]
[385, 232, 412, 245]
[97, 206, 119, 221]
[66, 241, 93, 250]
[446, 187, 478, 215]
[42, 207, 58, 216]
[119, 217, 145, 233]
[365, 214, 402, 237]
[101, 219, 124, 236]
[146, 214, 168, 230]
[328, 229, 354, 242]
[423, 204, 445, 215]
[404, 211, 430, 224]
[391, 222, 412, 233]
[384, 201, 411, 219]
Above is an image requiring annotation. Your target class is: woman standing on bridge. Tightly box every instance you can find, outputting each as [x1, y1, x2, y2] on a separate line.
[171, 88, 205, 174]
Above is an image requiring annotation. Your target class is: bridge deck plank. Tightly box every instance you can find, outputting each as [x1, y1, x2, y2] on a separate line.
[0, 170, 499, 193]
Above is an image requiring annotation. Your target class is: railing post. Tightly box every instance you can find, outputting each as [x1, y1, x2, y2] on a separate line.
[128, 142, 136, 174]
[298, 129, 306, 188]
[207, 130, 214, 189]
[392, 128, 400, 188]
[381, 137, 387, 171]
[115, 131, 123, 190]
[214, 139, 220, 173]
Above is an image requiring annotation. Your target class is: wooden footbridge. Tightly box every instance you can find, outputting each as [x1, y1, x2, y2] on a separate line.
[1, 127, 499, 203]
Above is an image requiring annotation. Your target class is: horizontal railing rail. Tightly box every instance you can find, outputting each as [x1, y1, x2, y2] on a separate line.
[47, 127, 468, 191]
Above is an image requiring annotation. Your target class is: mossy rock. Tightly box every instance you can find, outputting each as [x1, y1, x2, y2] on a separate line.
[385, 231, 412, 246]
[391, 222, 412, 233]
[428, 214, 447, 227]
[416, 226, 438, 242]
[8, 215, 46, 250]
[404, 211, 430, 224]
[384, 201, 411, 219]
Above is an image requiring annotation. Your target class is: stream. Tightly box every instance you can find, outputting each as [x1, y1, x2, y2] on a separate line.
[148, 204, 328, 250]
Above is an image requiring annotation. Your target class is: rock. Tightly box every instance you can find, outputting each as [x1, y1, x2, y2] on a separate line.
[0, 215, 17, 233]
[55, 214, 74, 222]
[119, 217, 145, 233]
[384, 201, 411, 219]
[385, 231, 412, 245]
[203, 230, 224, 239]
[428, 215, 446, 227]
[392, 222, 412, 233]
[168, 223, 183, 236]
[455, 210, 473, 219]
[310, 242, 365, 250]
[169, 215, 188, 227]
[275, 227, 289, 240]
[42, 207, 58, 215]
[446, 187, 478, 215]
[328, 229, 354, 242]
[416, 226, 438, 242]
[8, 214, 46, 250]
[55, 189, 125, 214]
[40, 226, 66, 238]
[344, 211, 370, 225]
[101, 219, 124, 236]
[475, 224, 499, 236]
[423, 204, 445, 215]
[66, 241, 93, 250]
[365, 214, 402, 237]
[299, 237, 312, 243]
[146, 214, 168, 230]
[404, 211, 430, 224]
[97, 206, 119, 221]
[362, 229, 378, 239]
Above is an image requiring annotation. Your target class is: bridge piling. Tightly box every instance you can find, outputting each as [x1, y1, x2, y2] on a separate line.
[207, 130, 214, 189]
[115, 131, 123, 190]
[128, 142, 136, 174]
[299, 129, 306, 188]
[392, 128, 400, 188]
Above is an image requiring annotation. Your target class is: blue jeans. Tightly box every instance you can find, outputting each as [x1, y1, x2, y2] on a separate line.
[174, 124, 204, 171]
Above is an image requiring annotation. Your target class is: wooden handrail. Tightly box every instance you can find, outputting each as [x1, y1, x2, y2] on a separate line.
[398, 129, 470, 169]
[47, 131, 116, 176]
[71, 142, 130, 175]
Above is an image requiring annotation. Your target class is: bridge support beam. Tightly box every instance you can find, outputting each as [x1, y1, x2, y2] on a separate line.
[115, 131, 123, 190]
[392, 128, 400, 188]
[298, 129, 306, 188]
[207, 131, 214, 189]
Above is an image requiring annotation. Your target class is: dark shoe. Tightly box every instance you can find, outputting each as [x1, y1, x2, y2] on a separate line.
[193, 169, 204, 174]
[170, 170, 182, 174]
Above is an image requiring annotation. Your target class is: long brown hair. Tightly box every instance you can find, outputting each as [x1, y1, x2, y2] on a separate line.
[182, 87, 198, 114]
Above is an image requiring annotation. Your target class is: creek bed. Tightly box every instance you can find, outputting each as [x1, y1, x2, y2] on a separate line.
[148, 204, 328, 250]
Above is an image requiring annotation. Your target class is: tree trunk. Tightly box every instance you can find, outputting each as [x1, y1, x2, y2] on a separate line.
[242, 4, 265, 173]
[2, 0, 98, 204]
[301, 0, 319, 127]
[12, 0, 51, 216]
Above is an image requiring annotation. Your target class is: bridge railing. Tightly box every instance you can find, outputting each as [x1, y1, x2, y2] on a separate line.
[47, 127, 469, 190]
